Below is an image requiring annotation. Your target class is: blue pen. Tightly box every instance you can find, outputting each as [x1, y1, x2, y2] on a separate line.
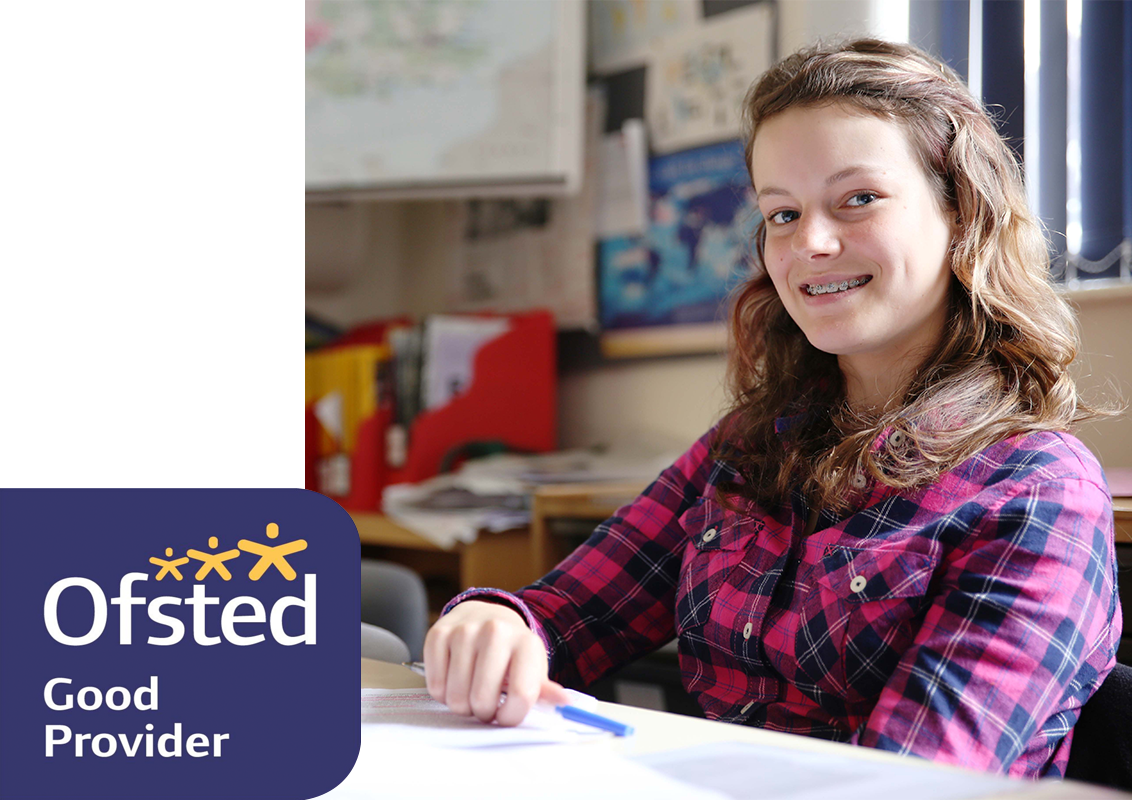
[402, 662, 635, 737]
[551, 703, 634, 736]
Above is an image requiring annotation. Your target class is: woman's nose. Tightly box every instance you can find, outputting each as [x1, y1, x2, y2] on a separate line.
[792, 213, 841, 261]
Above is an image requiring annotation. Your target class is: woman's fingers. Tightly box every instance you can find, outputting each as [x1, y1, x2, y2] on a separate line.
[441, 623, 479, 716]
[494, 638, 545, 726]
[539, 678, 572, 708]
[421, 625, 450, 705]
[467, 620, 512, 723]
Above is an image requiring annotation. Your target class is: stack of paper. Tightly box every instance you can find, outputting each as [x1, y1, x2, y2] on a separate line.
[381, 447, 678, 548]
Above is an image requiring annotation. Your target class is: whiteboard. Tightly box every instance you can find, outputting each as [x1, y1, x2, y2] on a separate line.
[306, 0, 585, 200]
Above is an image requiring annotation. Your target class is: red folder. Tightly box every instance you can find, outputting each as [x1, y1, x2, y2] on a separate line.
[386, 310, 557, 487]
[305, 311, 557, 512]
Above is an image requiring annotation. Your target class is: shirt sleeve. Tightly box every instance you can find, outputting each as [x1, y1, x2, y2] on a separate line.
[442, 425, 722, 689]
[854, 475, 1121, 775]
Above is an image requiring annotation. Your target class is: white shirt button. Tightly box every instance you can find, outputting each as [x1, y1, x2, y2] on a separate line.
[743, 622, 753, 639]
[850, 575, 868, 593]
[890, 431, 905, 446]
[702, 527, 718, 543]
[852, 473, 867, 489]
[741, 701, 754, 714]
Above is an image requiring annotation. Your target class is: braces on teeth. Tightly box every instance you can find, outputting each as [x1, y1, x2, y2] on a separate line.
[806, 276, 871, 296]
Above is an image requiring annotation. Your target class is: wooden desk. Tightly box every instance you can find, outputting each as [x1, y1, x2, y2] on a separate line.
[358, 658, 1116, 799]
[350, 483, 650, 596]
[351, 512, 537, 592]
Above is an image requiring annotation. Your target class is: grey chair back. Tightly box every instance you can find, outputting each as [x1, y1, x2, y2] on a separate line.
[360, 560, 428, 661]
[360, 621, 410, 664]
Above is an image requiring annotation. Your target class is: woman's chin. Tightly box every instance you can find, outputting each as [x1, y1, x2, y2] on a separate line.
[802, 331, 866, 357]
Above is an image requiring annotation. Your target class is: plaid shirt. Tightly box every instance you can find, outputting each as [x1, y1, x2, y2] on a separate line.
[446, 423, 1122, 778]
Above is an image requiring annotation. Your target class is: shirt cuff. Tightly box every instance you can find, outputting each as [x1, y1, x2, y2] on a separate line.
[440, 588, 552, 657]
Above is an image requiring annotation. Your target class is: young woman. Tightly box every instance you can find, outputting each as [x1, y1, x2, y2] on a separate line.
[422, 39, 1122, 779]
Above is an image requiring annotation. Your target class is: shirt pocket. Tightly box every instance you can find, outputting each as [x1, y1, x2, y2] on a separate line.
[798, 547, 935, 703]
[674, 497, 764, 636]
[819, 547, 933, 604]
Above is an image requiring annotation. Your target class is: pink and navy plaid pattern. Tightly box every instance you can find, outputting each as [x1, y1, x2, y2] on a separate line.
[446, 424, 1122, 778]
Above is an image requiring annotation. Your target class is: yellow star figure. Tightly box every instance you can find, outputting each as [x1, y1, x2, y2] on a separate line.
[149, 547, 190, 581]
[186, 536, 241, 581]
[238, 523, 307, 581]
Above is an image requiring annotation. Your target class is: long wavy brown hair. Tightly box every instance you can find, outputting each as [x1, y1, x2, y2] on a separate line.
[718, 38, 1102, 513]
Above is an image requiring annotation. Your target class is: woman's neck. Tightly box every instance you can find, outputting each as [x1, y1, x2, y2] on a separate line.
[839, 353, 916, 412]
[836, 307, 948, 412]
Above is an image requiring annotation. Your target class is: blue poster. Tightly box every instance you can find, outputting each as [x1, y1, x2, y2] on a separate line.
[599, 140, 760, 330]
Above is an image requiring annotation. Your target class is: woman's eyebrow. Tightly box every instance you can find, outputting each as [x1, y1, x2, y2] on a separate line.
[756, 165, 883, 201]
[755, 185, 790, 201]
[825, 165, 883, 186]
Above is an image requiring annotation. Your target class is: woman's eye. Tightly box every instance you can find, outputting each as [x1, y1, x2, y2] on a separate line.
[846, 192, 878, 208]
[769, 209, 799, 225]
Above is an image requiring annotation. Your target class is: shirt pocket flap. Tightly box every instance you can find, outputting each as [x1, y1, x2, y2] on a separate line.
[678, 496, 758, 551]
[817, 547, 933, 603]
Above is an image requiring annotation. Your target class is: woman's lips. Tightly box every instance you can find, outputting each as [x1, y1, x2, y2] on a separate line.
[802, 275, 873, 296]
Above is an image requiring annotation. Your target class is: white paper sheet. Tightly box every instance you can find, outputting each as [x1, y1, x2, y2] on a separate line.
[634, 741, 1029, 800]
[381, 477, 529, 548]
[360, 688, 614, 748]
[597, 119, 650, 238]
[422, 315, 510, 410]
[320, 737, 731, 800]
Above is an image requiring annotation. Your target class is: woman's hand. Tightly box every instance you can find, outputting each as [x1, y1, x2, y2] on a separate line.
[422, 599, 570, 726]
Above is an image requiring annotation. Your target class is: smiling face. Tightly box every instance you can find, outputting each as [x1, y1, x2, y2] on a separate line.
[750, 103, 955, 406]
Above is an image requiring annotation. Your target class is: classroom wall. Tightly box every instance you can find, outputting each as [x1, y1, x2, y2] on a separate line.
[306, 202, 407, 322]
[777, 0, 910, 51]
[1069, 291, 1132, 467]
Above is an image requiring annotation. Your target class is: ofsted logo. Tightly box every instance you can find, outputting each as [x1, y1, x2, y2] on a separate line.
[42, 522, 316, 647]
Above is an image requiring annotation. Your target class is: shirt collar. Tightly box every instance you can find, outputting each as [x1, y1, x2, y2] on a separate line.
[774, 412, 810, 438]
